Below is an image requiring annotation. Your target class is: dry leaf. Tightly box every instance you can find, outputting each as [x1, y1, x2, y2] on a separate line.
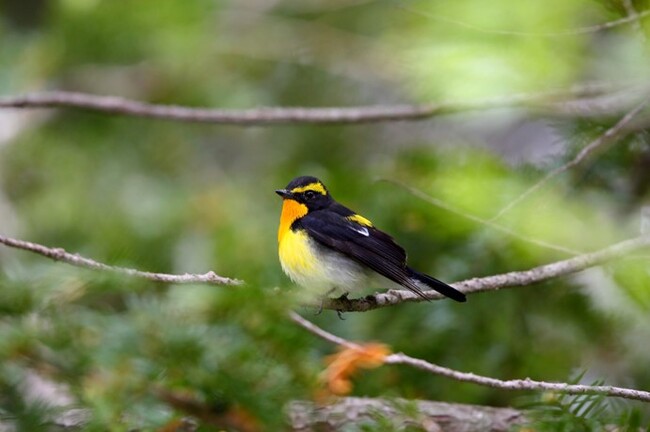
[323, 343, 391, 395]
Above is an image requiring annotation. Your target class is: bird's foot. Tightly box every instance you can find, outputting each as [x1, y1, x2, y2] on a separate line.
[335, 292, 350, 320]
[315, 288, 339, 315]
[315, 298, 324, 315]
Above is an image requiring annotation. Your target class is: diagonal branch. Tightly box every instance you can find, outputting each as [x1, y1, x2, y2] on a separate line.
[289, 312, 650, 403]
[385, 354, 650, 403]
[322, 235, 650, 312]
[0, 84, 633, 126]
[401, 6, 650, 37]
[381, 179, 582, 255]
[0, 234, 242, 285]
[491, 98, 650, 220]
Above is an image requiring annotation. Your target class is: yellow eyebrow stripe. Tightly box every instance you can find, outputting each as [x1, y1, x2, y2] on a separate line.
[347, 214, 373, 227]
[290, 182, 327, 195]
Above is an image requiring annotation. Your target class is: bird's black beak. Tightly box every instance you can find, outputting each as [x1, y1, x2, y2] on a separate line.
[275, 189, 293, 199]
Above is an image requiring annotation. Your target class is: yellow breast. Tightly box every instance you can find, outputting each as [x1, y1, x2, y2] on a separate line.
[278, 229, 319, 284]
[278, 199, 321, 287]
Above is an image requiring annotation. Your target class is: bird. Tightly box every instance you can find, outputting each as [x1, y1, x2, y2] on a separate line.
[275, 176, 466, 303]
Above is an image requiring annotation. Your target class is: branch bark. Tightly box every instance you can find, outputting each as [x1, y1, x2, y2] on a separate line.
[384, 354, 650, 403]
[0, 234, 242, 286]
[0, 84, 637, 125]
[322, 235, 650, 312]
[288, 397, 526, 432]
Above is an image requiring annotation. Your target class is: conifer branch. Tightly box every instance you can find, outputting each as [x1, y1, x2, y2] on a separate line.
[290, 312, 650, 403]
[0, 84, 634, 125]
[0, 234, 242, 285]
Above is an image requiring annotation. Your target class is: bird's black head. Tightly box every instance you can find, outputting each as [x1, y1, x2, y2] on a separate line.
[275, 176, 333, 211]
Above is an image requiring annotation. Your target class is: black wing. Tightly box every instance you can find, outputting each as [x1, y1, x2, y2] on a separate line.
[298, 210, 430, 299]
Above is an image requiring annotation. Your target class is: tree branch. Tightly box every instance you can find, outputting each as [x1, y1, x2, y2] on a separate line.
[322, 235, 650, 312]
[289, 312, 650, 403]
[384, 354, 650, 403]
[3, 231, 649, 309]
[491, 98, 650, 220]
[0, 234, 242, 286]
[0, 84, 634, 125]
[288, 397, 526, 432]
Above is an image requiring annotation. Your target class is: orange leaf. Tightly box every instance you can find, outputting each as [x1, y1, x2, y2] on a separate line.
[322, 343, 391, 395]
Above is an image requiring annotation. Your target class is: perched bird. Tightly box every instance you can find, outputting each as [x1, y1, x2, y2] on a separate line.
[275, 176, 466, 303]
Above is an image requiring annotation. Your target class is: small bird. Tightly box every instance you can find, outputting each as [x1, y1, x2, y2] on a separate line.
[275, 176, 466, 303]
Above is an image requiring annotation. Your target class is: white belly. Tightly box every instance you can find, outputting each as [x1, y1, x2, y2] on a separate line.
[279, 229, 366, 296]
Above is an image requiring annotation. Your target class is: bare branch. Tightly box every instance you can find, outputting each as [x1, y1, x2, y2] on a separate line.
[0, 234, 242, 286]
[290, 312, 650, 403]
[381, 179, 582, 255]
[322, 235, 650, 312]
[491, 98, 650, 220]
[3, 229, 648, 309]
[288, 311, 358, 349]
[386, 353, 650, 403]
[0, 84, 633, 126]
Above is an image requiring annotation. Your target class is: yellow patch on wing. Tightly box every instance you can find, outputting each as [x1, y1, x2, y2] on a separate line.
[290, 182, 327, 196]
[347, 214, 373, 227]
[278, 199, 308, 243]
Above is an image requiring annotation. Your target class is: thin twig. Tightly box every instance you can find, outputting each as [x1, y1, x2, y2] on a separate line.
[622, 0, 647, 41]
[0, 234, 242, 285]
[381, 179, 582, 255]
[401, 6, 650, 37]
[288, 311, 359, 349]
[0, 84, 630, 125]
[491, 98, 650, 221]
[322, 235, 650, 312]
[385, 354, 650, 403]
[290, 312, 650, 403]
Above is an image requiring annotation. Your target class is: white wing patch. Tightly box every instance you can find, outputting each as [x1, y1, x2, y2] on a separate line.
[349, 225, 369, 236]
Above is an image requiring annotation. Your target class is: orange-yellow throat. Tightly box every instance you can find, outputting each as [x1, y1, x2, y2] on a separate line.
[278, 199, 308, 243]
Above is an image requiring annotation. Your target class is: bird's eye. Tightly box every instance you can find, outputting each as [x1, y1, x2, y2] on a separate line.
[304, 191, 316, 200]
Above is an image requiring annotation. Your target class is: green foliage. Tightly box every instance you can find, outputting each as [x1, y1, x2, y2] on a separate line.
[522, 372, 650, 431]
[0, 367, 54, 432]
[1, 0, 650, 429]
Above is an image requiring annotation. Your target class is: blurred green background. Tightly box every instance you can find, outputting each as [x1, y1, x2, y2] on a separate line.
[1, 0, 650, 430]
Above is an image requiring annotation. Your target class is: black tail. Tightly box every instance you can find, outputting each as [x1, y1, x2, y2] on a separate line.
[407, 268, 466, 303]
